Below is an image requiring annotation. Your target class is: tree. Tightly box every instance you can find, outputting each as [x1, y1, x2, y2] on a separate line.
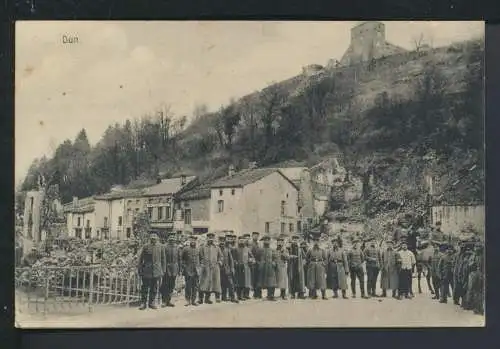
[256, 83, 285, 156]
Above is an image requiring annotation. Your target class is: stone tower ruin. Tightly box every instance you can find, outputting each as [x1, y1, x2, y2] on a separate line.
[340, 21, 407, 66]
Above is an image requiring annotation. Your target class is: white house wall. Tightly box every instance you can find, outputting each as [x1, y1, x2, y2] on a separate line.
[210, 187, 244, 234]
[242, 172, 299, 236]
[431, 205, 485, 237]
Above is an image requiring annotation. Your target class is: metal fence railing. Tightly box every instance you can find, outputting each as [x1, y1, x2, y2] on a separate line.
[15, 265, 186, 315]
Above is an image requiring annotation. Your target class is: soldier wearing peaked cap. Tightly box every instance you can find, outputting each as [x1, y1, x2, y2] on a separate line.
[255, 235, 279, 300]
[347, 238, 368, 299]
[218, 233, 238, 303]
[181, 235, 200, 307]
[306, 235, 328, 300]
[250, 232, 262, 299]
[275, 236, 290, 300]
[438, 243, 455, 303]
[137, 233, 166, 310]
[198, 232, 223, 305]
[380, 239, 399, 298]
[429, 241, 443, 300]
[364, 237, 380, 297]
[326, 237, 349, 299]
[233, 236, 254, 300]
[159, 233, 181, 308]
[287, 235, 306, 299]
[464, 242, 484, 314]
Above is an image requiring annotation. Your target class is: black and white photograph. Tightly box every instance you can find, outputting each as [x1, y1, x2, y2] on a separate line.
[15, 21, 485, 328]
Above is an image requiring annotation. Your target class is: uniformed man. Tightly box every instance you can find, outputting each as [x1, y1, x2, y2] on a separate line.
[220, 234, 238, 303]
[255, 235, 278, 301]
[416, 240, 434, 295]
[438, 244, 455, 303]
[380, 239, 399, 298]
[198, 232, 223, 305]
[275, 236, 290, 300]
[453, 239, 472, 306]
[306, 235, 328, 300]
[456, 241, 474, 308]
[348, 239, 368, 299]
[196, 234, 206, 304]
[364, 237, 380, 297]
[137, 233, 166, 310]
[287, 235, 306, 299]
[429, 241, 443, 300]
[233, 236, 254, 301]
[464, 242, 484, 315]
[160, 233, 180, 308]
[181, 235, 200, 307]
[250, 232, 262, 299]
[326, 238, 349, 299]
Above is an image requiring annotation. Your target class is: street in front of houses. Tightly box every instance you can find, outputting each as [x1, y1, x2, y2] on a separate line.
[17, 281, 484, 328]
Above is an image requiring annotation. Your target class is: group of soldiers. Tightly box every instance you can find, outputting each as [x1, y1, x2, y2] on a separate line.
[136, 229, 484, 316]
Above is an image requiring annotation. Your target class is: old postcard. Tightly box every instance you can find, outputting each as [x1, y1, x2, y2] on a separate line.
[15, 21, 485, 328]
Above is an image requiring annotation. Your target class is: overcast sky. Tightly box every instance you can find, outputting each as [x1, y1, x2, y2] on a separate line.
[15, 21, 484, 185]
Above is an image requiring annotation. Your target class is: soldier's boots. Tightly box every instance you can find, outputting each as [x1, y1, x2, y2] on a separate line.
[333, 291, 339, 299]
[342, 290, 349, 299]
[298, 292, 307, 299]
[149, 303, 158, 310]
[321, 290, 327, 300]
[381, 290, 387, 297]
[205, 293, 214, 304]
[139, 304, 148, 310]
[267, 288, 277, 301]
[198, 292, 204, 304]
[280, 289, 287, 300]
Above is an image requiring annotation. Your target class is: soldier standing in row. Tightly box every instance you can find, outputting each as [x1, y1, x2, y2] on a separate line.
[199, 232, 223, 305]
[160, 233, 180, 308]
[306, 236, 327, 300]
[250, 232, 262, 299]
[219, 234, 238, 303]
[255, 235, 278, 301]
[456, 241, 474, 309]
[181, 235, 200, 307]
[137, 233, 166, 310]
[326, 238, 349, 299]
[233, 236, 254, 301]
[348, 239, 368, 299]
[275, 236, 290, 300]
[438, 244, 455, 303]
[429, 242, 443, 300]
[380, 239, 399, 298]
[287, 235, 306, 299]
[364, 238, 380, 297]
[464, 242, 484, 315]
[452, 240, 467, 305]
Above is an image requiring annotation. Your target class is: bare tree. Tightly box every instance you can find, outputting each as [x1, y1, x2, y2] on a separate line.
[412, 32, 433, 52]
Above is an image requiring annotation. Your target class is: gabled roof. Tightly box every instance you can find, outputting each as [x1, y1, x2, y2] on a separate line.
[94, 189, 145, 200]
[211, 168, 299, 190]
[63, 197, 95, 214]
[143, 176, 196, 197]
[176, 181, 212, 201]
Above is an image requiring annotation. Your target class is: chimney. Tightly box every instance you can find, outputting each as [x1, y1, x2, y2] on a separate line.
[181, 175, 186, 185]
[72, 196, 78, 208]
[228, 165, 235, 177]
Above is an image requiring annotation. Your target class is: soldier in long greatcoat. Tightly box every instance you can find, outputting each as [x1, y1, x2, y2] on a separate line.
[137, 233, 166, 310]
[306, 236, 328, 300]
[181, 235, 200, 307]
[198, 232, 223, 304]
[275, 236, 290, 300]
[232, 236, 254, 301]
[438, 244, 455, 303]
[429, 242, 444, 300]
[287, 235, 306, 299]
[464, 242, 484, 314]
[255, 235, 278, 301]
[160, 233, 181, 307]
[300, 241, 309, 294]
[219, 235, 238, 303]
[456, 242, 474, 309]
[379, 239, 399, 298]
[250, 232, 262, 299]
[326, 238, 349, 299]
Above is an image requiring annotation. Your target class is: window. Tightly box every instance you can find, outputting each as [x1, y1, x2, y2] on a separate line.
[265, 222, 270, 234]
[104, 217, 108, 227]
[148, 207, 154, 219]
[166, 206, 171, 220]
[231, 189, 235, 195]
[297, 221, 302, 233]
[77, 217, 81, 226]
[217, 200, 224, 213]
[281, 201, 286, 216]
[84, 228, 91, 239]
[281, 223, 285, 234]
[158, 207, 163, 220]
[184, 209, 192, 225]
[126, 227, 132, 238]
[75, 228, 82, 239]
[86, 220, 90, 228]
[103, 229, 109, 240]
[118, 216, 123, 226]
[219, 190, 223, 196]
[289, 223, 294, 233]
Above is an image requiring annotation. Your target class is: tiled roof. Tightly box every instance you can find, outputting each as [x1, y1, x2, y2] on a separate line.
[211, 168, 298, 189]
[176, 182, 212, 201]
[267, 166, 307, 182]
[143, 176, 196, 197]
[94, 189, 145, 200]
[63, 197, 95, 213]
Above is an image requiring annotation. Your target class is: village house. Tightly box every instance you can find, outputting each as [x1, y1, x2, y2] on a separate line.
[63, 196, 95, 239]
[143, 175, 196, 236]
[174, 178, 212, 235]
[93, 187, 146, 240]
[209, 167, 300, 236]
